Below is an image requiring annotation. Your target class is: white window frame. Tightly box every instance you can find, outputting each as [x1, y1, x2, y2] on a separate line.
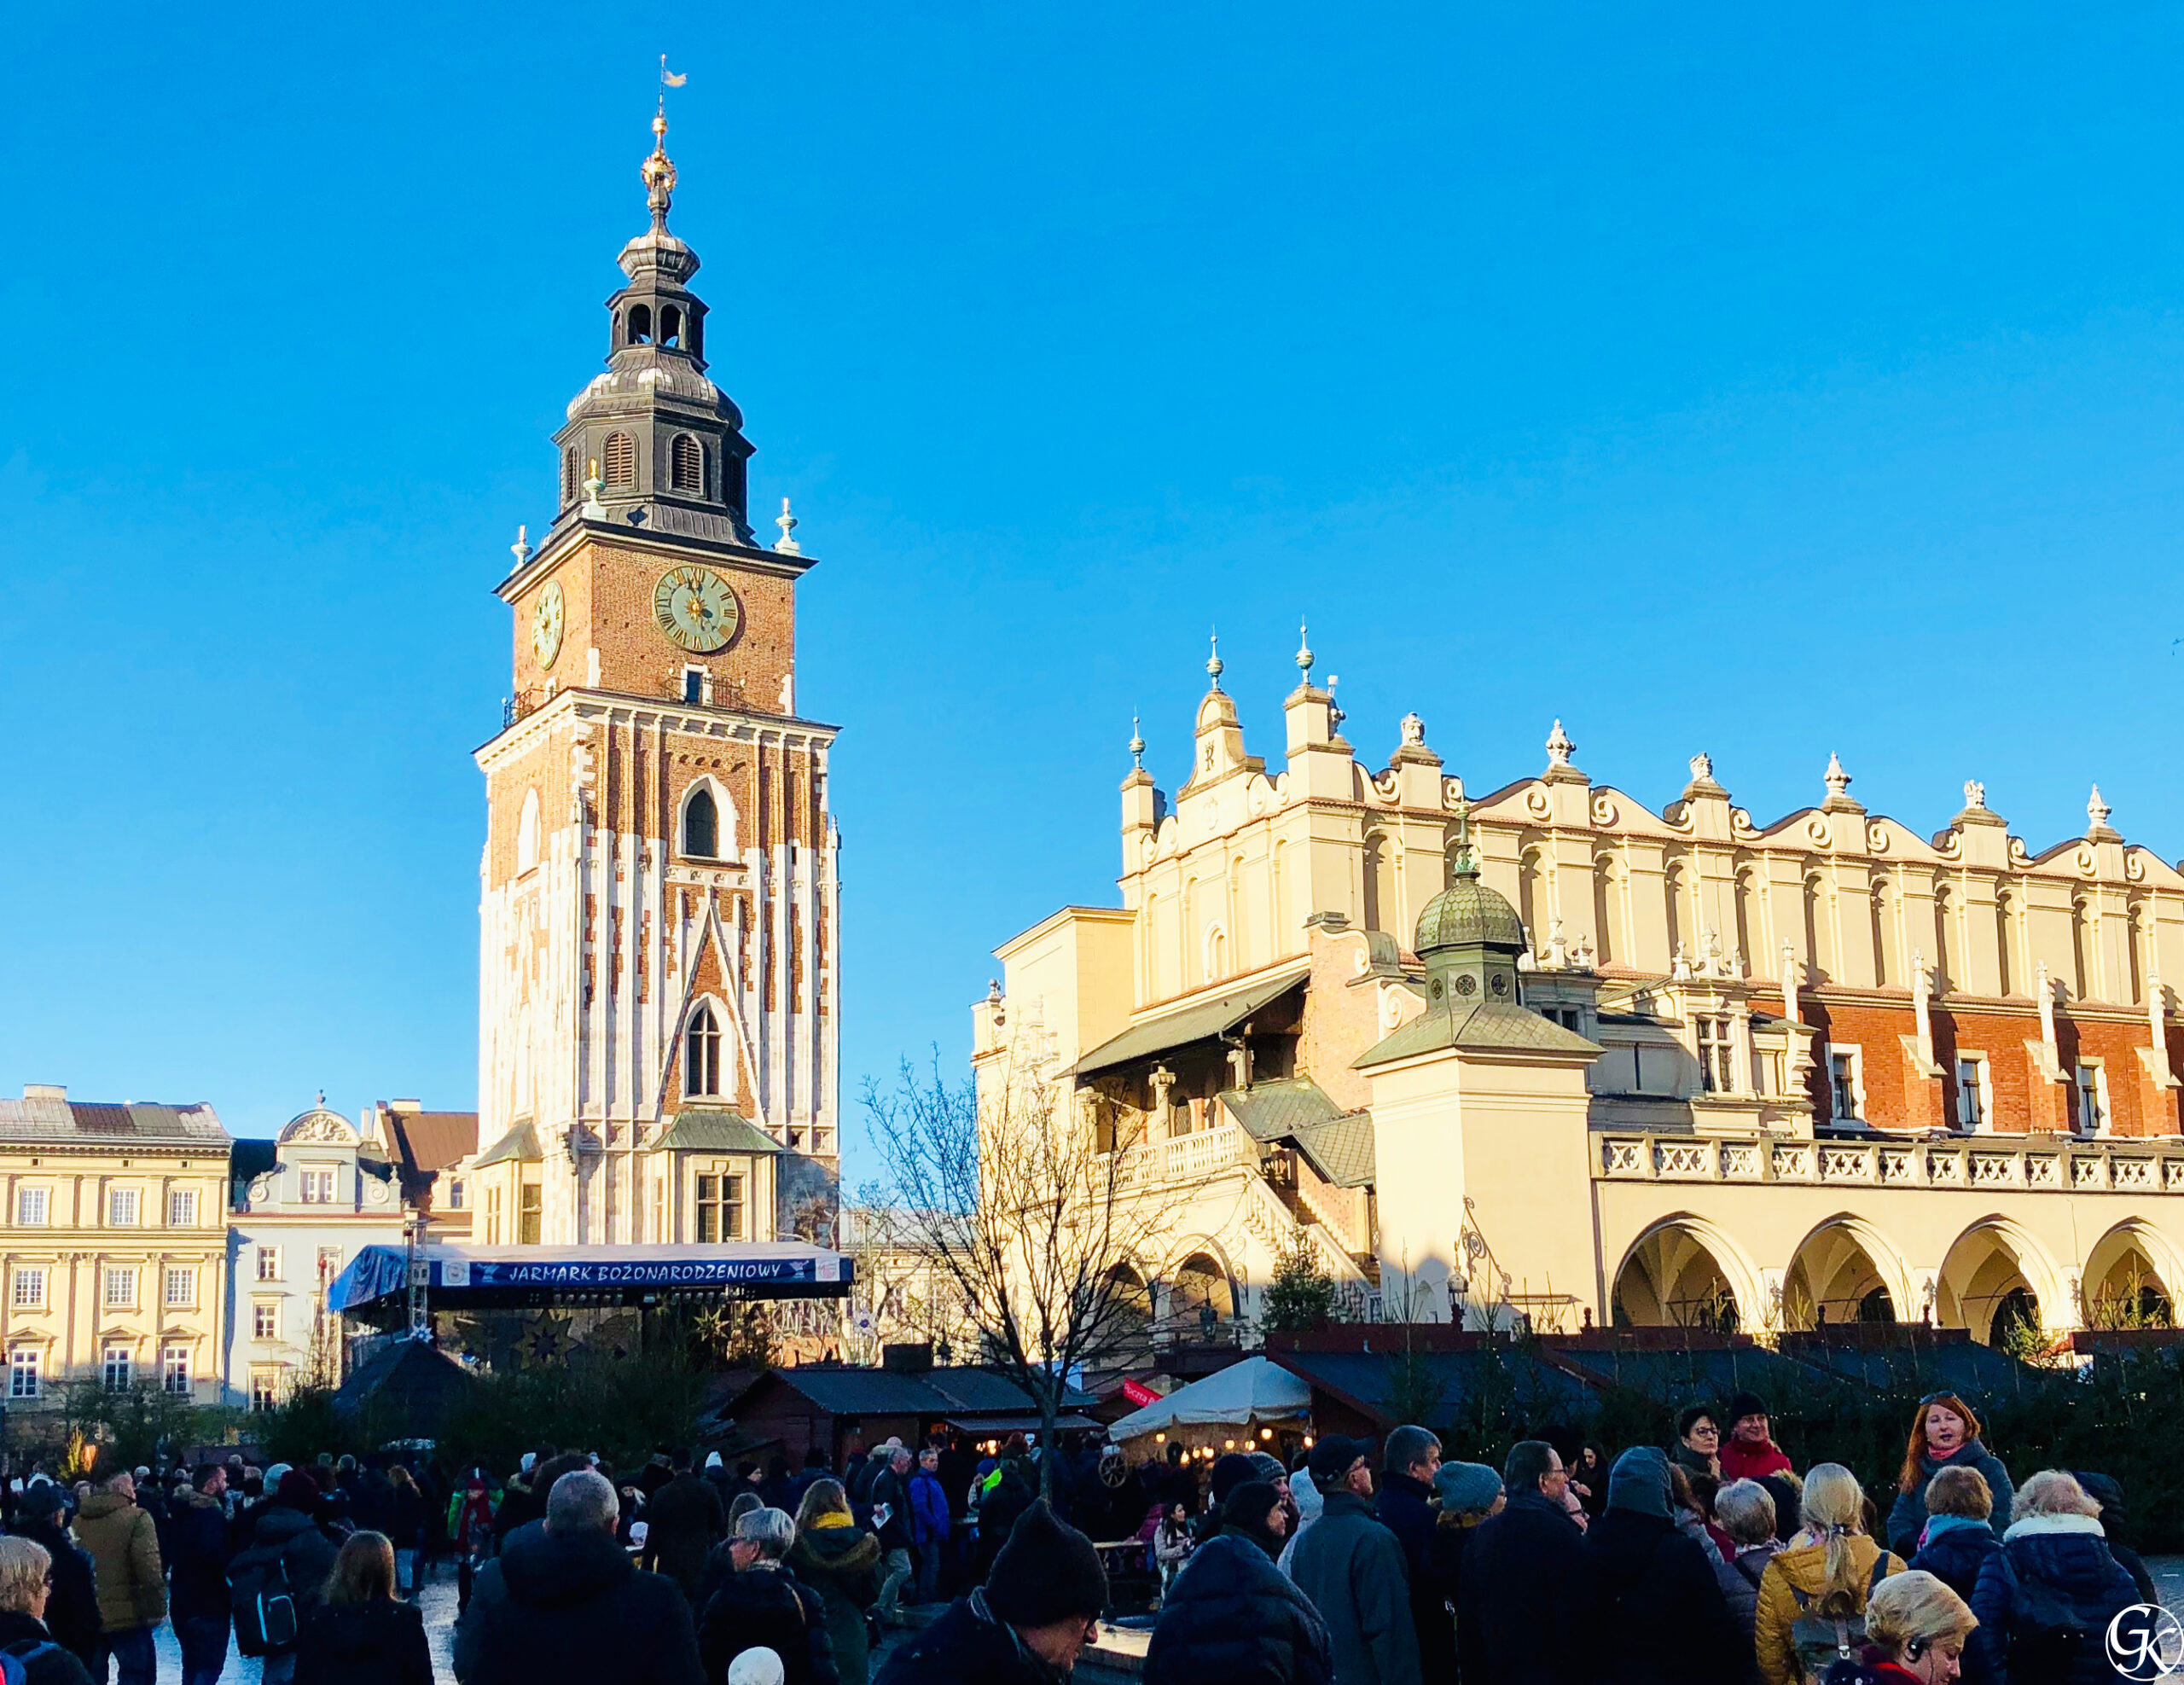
[253, 1301, 280, 1340]
[447, 1177, 466, 1211]
[102, 1347, 131, 1393]
[15, 1188, 47, 1228]
[107, 1188, 139, 1228]
[168, 1188, 197, 1228]
[2076, 1060, 2111, 1137]
[10, 1270, 42, 1310]
[103, 1268, 135, 1309]
[9, 1351, 38, 1400]
[164, 1268, 195, 1308]
[1955, 1054, 1990, 1132]
[1696, 1014, 1736, 1094]
[299, 1168, 336, 1206]
[162, 1345, 189, 1396]
[256, 1246, 282, 1283]
[1827, 1044, 1865, 1123]
[248, 1368, 280, 1412]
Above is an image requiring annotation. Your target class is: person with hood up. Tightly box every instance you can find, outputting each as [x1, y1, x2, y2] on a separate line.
[1145, 1480, 1330, 1685]
[0, 1536, 95, 1685]
[231, 1469, 344, 1685]
[293, 1530, 433, 1685]
[1708, 1479, 1780, 1680]
[1455, 1442, 1583, 1685]
[1580, 1446, 1743, 1685]
[70, 1470, 164, 1685]
[7, 1484, 97, 1674]
[696, 1508, 836, 1685]
[164, 1464, 232, 1685]
[1275, 1462, 1324, 1575]
[1720, 1393, 1795, 1483]
[1967, 1470, 2140, 1685]
[453, 1468, 701, 1685]
[1753, 1463, 1904, 1685]
[1284, 1436, 1419, 1685]
[1885, 1394, 2013, 1560]
[2070, 1471, 2158, 1607]
[1907, 1467, 1999, 1605]
[877, 1501, 1109, 1685]
[789, 1482, 882, 1685]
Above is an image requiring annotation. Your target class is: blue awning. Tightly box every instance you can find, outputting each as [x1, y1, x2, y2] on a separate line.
[330, 1241, 852, 1312]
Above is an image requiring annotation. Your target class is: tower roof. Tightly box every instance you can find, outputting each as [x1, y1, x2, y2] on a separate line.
[1414, 816, 1524, 954]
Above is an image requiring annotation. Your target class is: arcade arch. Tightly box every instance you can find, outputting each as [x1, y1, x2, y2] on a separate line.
[1783, 1218, 1908, 1329]
[1612, 1218, 1756, 1333]
[2080, 1222, 2178, 1329]
[1937, 1220, 2064, 1345]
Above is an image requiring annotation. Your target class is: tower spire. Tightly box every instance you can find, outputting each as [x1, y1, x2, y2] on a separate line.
[642, 78, 678, 231]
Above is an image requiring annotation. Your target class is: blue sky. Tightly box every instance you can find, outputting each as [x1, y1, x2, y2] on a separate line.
[5, 5, 2184, 1173]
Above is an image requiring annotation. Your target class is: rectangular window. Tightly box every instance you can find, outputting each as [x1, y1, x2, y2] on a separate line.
[249, 1368, 279, 1412]
[652, 1177, 666, 1244]
[162, 1346, 189, 1396]
[1955, 1059, 1987, 1131]
[107, 1188, 138, 1227]
[1697, 1016, 1736, 1094]
[682, 667, 706, 704]
[299, 1169, 336, 1205]
[15, 1188, 46, 1228]
[165, 1268, 194, 1308]
[257, 1246, 282, 1282]
[447, 1177, 466, 1211]
[103, 1269, 134, 1308]
[1829, 1049, 1861, 1121]
[102, 1347, 131, 1393]
[485, 1187, 502, 1246]
[9, 1351, 38, 1401]
[695, 1173, 745, 1243]
[2077, 1064, 2107, 1136]
[10, 1270, 42, 1310]
[168, 1188, 197, 1227]
[518, 1185, 542, 1246]
[253, 1302, 279, 1339]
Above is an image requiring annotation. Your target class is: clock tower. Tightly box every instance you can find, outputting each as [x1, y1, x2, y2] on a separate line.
[473, 104, 840, 1251]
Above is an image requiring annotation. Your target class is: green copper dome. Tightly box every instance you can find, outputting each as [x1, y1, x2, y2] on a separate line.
[1414, 870, 1525, 954]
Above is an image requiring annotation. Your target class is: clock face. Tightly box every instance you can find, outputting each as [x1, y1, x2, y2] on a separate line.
[653, 565, 742, 654]
[531, 579, 566, 670]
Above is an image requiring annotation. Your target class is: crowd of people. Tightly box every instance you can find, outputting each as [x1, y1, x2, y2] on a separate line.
[1112, 1387, 2167, 1685]
[0, 1388, 2157, 1685]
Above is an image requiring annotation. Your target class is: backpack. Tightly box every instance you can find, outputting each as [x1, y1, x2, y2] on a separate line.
[228, 1541, 299, 1658]
[1788, 1550, 1894, 1684]
[0, 1640, 61, 1685]
[1995, 1543, 2096, 1672]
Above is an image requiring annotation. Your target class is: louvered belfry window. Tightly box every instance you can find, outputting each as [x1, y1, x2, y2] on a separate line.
[561, 446, 578, 507]
[671, 433, 704, 494]
[602, 432, 636, 486]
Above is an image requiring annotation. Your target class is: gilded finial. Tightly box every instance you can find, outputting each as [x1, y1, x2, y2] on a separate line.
[642, 57, 686, 228]
[1205, 630, 1223, 691]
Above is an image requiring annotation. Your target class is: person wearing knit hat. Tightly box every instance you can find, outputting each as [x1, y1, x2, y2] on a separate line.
[1433, 1461, 1504, 1520]
[1720, 1391, 1793, 1482]
[876, 1500, 1107, 1685]
[1577, 1446, 1743, 1682]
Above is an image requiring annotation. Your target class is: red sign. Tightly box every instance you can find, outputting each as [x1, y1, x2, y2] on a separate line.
[1120, 1378, 1160, 1408]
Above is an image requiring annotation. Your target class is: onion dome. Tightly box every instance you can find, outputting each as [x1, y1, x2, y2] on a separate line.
[1414, 867, 1526, 955]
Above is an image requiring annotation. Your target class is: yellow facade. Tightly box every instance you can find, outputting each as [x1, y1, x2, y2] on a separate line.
[0, 1086, 229, 1409]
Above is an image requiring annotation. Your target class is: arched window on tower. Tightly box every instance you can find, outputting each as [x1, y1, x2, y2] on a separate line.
[684, 1005, 721, 1097]
[602, 433, 636, 486]
[628, 304, 653, 345]
[682, 787, 718, 858]
[561, 446, 578, 508]
[671, 433, 704, 494]
[659, 306, 682, 348]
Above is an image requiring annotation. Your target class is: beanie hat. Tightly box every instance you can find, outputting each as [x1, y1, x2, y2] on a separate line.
[1307, 1436, 1372, 1487]
[727, 1647, 786, 1685]
[276, 1469, 322, 1510]
[1727, 1392, 1769, 1427]
[264, 1463, 293, 1488]
[706, 1451, 723, 1470]
[20, 1483, 64, 1519]
[1246, 1452, 1286, 1485]
[1606, 1446, 1672, 1519]
[984, 1499, 1107, 1627]
[1209, 1453, 1258, 1506]
[1433, 1461, 1505, 1518]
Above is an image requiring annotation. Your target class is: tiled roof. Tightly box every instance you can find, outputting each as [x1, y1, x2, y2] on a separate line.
[385, 1110, 479, 1175]
[653, 1110, 782, 1155]
[1070, 967, 1308, 1079]
[1355, 1002, 1600, 1068]
[1219, 1078, 1344, 1143]
[0, 1096, 229, 1148]
[472, 1122, 543, 1168]
[1288, 1113, 1378, 1188]
[229, 1140, 279, 1189]
[735, 1365, 1095, 1420]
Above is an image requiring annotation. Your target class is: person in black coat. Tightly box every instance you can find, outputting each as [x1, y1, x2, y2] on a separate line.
[1907, 1464, 2001, 1606]
[1457, 1443, 1586, 1685]
[1145, 1482, 1329, 1685]
[0, 1534, 95, 1685]
[295, 1531, 433, 1685]
[5, 1486, 97, 1672]
[695, 1510, 837, 1685]
[165, 1466, 233, 1685]
[1374, 1426, 1452, 1685]
[879, 1502, 1108, 1685]
[1966, 1470, 2140, 1685]
[2072, 1472, 2158, 1607]
[1580, 1448, 1743, 1685]
[452, 1470, 702, 1685]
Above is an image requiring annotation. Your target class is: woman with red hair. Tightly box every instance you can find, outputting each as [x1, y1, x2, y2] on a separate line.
[1885, 1393, 2013, 1560]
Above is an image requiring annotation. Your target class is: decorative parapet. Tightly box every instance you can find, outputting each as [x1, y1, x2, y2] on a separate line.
[1595, 1133, 2184, 1192]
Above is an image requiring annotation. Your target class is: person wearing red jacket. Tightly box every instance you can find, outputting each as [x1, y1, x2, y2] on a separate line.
[1718, 1392, 1794, 1482]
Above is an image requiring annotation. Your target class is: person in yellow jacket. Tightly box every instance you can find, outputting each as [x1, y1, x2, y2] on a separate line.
[1753, 1463, 1904, 1685]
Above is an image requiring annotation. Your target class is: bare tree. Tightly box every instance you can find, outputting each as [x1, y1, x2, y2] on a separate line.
[865, 1053, 1169, 1500]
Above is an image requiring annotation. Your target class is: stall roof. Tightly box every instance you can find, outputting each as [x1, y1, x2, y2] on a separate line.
[330, 1241, 851, 1312]
[727, 1365, 1095, 1423]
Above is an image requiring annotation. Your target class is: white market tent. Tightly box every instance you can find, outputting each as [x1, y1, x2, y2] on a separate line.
[1106, 1356, 1312, 1441]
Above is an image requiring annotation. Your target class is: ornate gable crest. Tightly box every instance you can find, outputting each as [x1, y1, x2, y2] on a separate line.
[277, 1108, 359, 1148]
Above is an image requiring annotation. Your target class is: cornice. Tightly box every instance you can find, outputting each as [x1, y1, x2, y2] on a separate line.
[499, 517, 813, 602]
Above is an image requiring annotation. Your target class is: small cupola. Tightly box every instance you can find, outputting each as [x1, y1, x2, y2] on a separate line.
[1414, 816, 1525, 1012]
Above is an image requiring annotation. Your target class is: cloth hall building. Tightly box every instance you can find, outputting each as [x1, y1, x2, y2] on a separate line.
[462, 106, 839, 1249]
[973, 640, 2184, 1347]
